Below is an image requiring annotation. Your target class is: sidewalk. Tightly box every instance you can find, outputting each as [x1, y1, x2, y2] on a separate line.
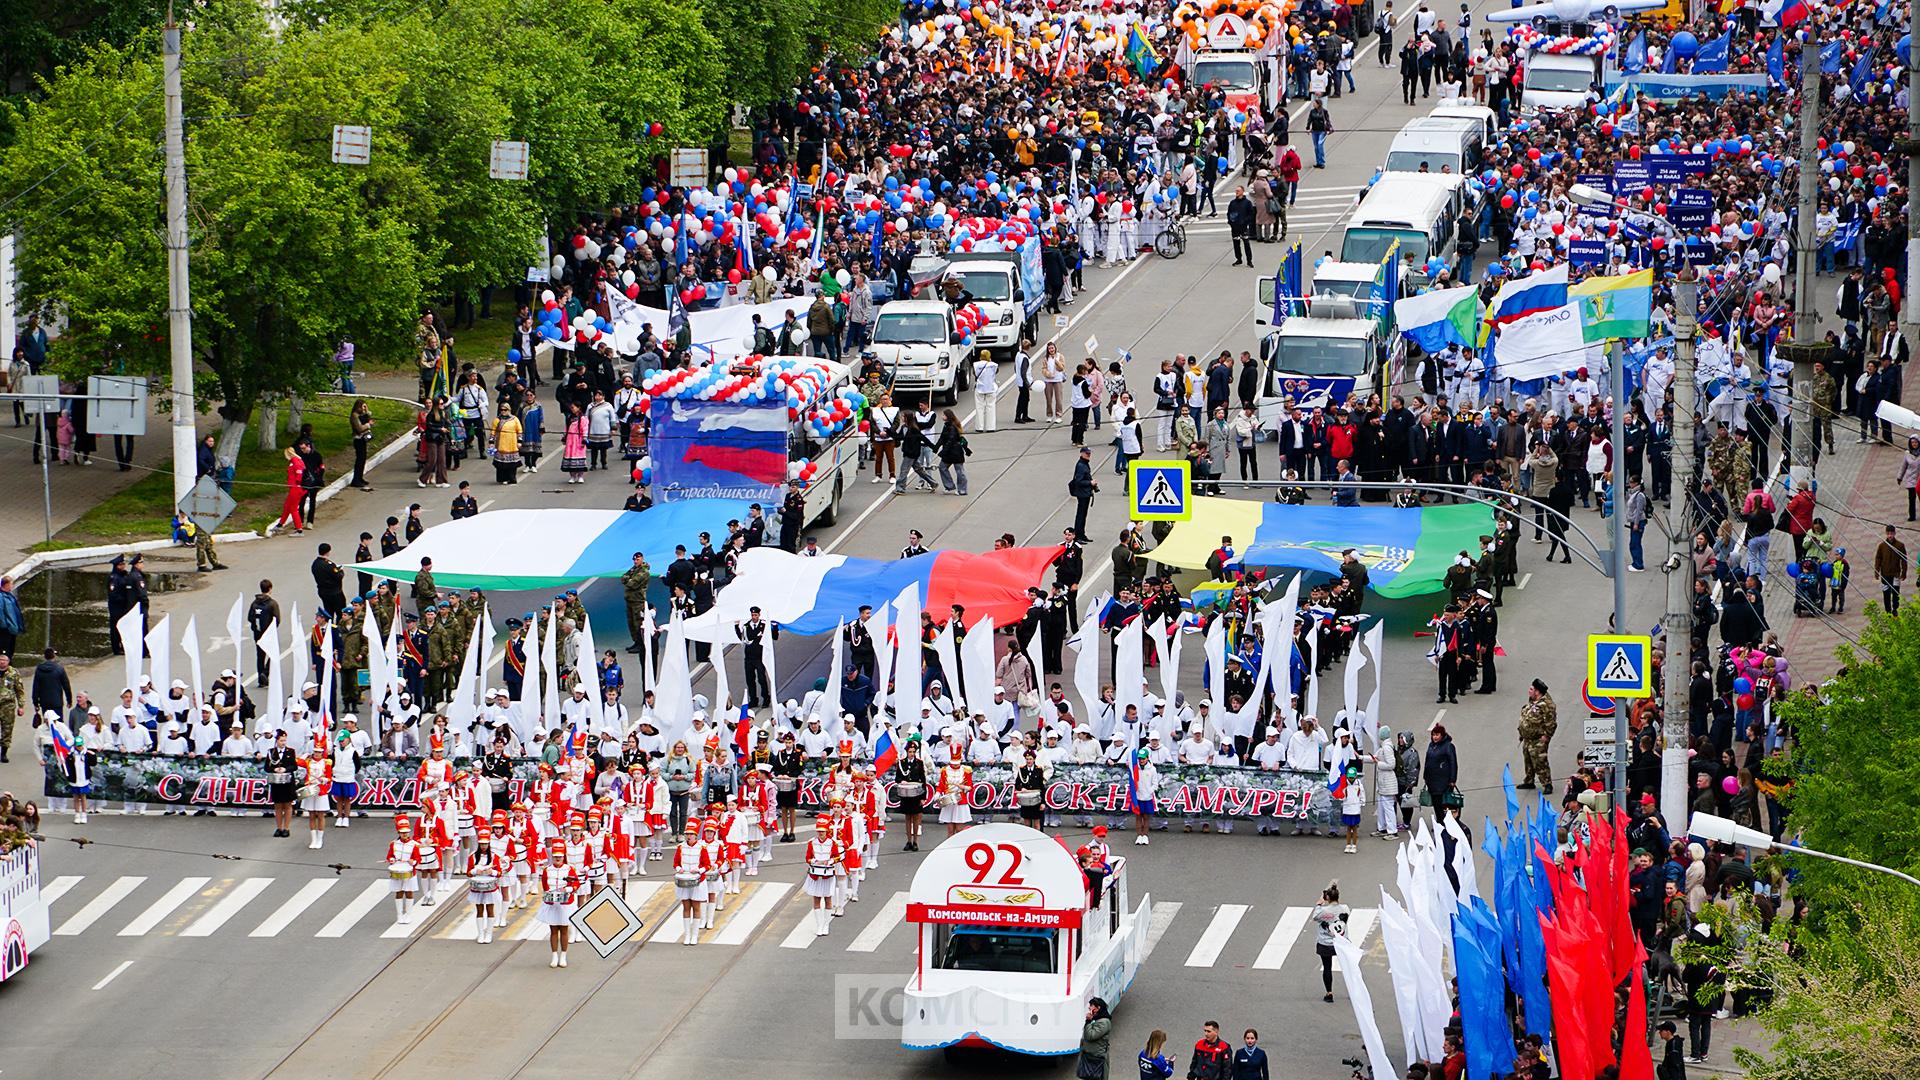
[1780, 356, 1918, 680]
[0, 373, 419, 562]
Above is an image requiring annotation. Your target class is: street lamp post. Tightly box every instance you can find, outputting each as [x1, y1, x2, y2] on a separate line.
[1687, 812, 1920, 888]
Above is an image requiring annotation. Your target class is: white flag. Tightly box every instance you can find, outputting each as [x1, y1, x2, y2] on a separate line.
[224, 594, 246, 689]
[1334, 932, 1397, 1080]
[864, 606, 894, 729]
[1113, 617, 1148, 737]
[891, 584, 922, 728]
[1156, 619, 1182, 715]
[261, 619, 284, 731]
[541, 606, 561, 734]
[181, 616, 204, 716]
[145, 616, 177, 715]
[959, 616, 997, 726]
[932, 622, 961, 707]
[117, 606, 146, 700]
[818, 620, 845, 728]
[287, 602, 309, 698]
[653, 612, 694, 747]
[1362, 622, 1386, 749]
[1070, 607, 1105, 739]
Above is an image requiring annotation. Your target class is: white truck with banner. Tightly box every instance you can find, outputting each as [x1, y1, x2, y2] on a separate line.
[0, 844, 49, 984]
[943, 236, 1046, 363]
[1175, 12, 1288, 119]
[901, 822, 1150, 1059]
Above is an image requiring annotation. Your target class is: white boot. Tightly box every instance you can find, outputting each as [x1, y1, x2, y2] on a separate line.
[395, 899, 408, 923]
[550, 952, 559, 968]
[476, 916, 489, 943]
[558, 951, 567, 967]
[815, 907, 830, 936]
[314, 831, 323, 850]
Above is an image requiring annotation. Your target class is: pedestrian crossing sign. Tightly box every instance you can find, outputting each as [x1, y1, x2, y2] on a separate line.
[1128, 460, 1191, 521]
[1587, 634, 1652, 699]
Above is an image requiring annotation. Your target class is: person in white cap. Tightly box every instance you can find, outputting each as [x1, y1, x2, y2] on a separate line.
[188, 704, 223, 756]
[331, 721, 363, 827]
[966, 718, 1002, 765]
[161, 678, 193, 719]
[44, 709, 90, 822]
[113, 705, 150, 753]
[219, 721, 254, 758]
[985, 685, 1018, 735]
[1365, 725, 1400, 839]
[282, 699, 313, 752]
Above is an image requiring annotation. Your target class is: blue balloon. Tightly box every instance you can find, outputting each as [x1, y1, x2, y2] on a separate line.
[1217, 157, 1230, 172]
[1819, 562, 1834, 578]
[621, 233, 638, 251]
[1899, 33, 1911, 66]
[885, 177, 900, 191]
[1732, 677, 1753, 694]
[507, 349, 522, 364]
[641, 187, 656, 203]
[1671, 31, 1698, 58]
[1785, 561, 1802, 579]
[540, 325, 561, 341]
[594, 318, 610, 333]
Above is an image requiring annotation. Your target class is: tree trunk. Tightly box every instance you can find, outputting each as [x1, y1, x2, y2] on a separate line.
[285, 393, 305, 436]
[256, 402, 278, 452]
[214, 415, 249, 475]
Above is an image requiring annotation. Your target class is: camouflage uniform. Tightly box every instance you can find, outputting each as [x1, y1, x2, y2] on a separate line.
[622, 560, 652, 650]
[424, 612, 453, 707]
[1705, 432, 1750, 499]
[1517, 692, 1557, 788]
[339, 614, 367, 711]
[0, 665, 25, 758]
[1810, 369, 1837, 452]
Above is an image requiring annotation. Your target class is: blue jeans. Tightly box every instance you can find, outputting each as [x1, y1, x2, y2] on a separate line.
[1286, 178, 1299, 205]
[1341, 69, 1356, 93]
[1457, 252, 1475, 284]
[1745, 534, 1771, 581]
[1817, 243, 1836, 274]
[1628, 525, 1645, 570]
[1312, 131, 1327, 167]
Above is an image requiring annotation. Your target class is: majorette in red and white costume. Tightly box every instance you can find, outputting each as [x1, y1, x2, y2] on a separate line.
[721, 797, 751, 896]
[582, 805, 613, 894]
[617, 764, 648, 877]
[830, 796, 866, 914]
[746, 764, 778, 868]
[801, 815, 843, 936]
[534, 846, 581, 967]
[416, 733, 454, 795]
[386, 816, 421, 923]
[491, 809, 524, 915]
[466, 825, 510, 943]
[451, 769, 479, 866]
[424, 783, 459, 897]
[299, 749, 334, 848]
[697, 814, 725, 927]
[935, 762, 974, 826]
[671, 822, 712, 946]
[851, 767, 884, 874]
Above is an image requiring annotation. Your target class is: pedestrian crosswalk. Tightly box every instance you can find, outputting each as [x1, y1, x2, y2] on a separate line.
[36, 872, 1383, 969]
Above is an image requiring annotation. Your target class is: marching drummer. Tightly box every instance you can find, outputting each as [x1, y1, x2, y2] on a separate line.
[299, 737, 334, 850]
[894, 737, 929, 852]
[1014, 747, 1048, 832]
[831, 795, 865, 915]
[801, 815, 841, 937]
[851, 767, 884, 874]
[386, 816, 421, 924]
[582, 806, 613, 896]
[507, 803, 539, 910]
[535, 844, 580, 967]
[721, 795, 751, 895]
[935, 758, 974, 838]
[671, 823, 709, 946]
[698, 813, 725, 927]
[467, 824, 509, 944]
[741, 764, 774, 874]
[620, 763, 651, 879]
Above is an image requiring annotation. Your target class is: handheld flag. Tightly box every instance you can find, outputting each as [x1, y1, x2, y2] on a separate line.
[1693, 27, 1730, 72]
[1623, 30, 1647, 74]
[1125, 25, 1160, 80]
[1394, 284, 1482, 353]
[1126, 751, 1154, 813]
[49, 720, 73, 769]
[1766, 34, 1784, 84]
[732, 702, 752, 762]
[872, 724, 899, 775]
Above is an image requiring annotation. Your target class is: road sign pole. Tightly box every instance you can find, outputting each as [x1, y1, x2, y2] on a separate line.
[1608, 340, 1628, 807]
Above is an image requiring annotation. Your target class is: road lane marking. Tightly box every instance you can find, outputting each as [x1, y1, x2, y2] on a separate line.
[844, 891, 908, 953]
[91, 960, 135, 991]
[1184, 903, 1249, 967]
[712, 881, 794, 945]
[182, 877, 275, 937]
[647, 883, 706, 943]
[314, 881, 387, 937]
[118, 877, 210, 936]
[55, 876, 145, 936]
[251, 879, 337, 937]
[1431, 708, 1447, 728]
[42, 875, 82, 906]
[1347, 908, 1378, 950]
[1142, 900, 1182, 960]
[381, 884, 451, 938]
[1517, 573, 1532, 590]
[1251, 905, 1313, 970]
[779, 908, 821, 949]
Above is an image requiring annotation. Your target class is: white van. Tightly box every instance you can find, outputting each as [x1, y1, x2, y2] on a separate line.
[1384, 116, 1485, 176]
[1521, 51, 1604, 112]
[1339, 174, 1465, 284]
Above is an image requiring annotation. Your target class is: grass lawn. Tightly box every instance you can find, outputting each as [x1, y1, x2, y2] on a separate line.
[57, 397, 419, 546]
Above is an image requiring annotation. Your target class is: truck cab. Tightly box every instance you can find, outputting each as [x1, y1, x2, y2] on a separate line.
[868, 300, 970, 405]
[1182, 12, 1288, 116]
[1254, 307, 1395, 429]
[945, 238, 1045, 363]
[1521, 50, 1604, 111]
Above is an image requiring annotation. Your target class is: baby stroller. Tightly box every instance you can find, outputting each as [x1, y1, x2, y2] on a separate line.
[1792, 559, 1823, 617]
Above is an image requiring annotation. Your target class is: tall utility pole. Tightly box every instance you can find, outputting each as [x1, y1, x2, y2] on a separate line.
[163, 15, 197, 505]
[1905, 0, 1920, 385]
[1661, 267, 1699, 832]
[1608, 338, 1628, 808]
[1777, 35, 1829, 488]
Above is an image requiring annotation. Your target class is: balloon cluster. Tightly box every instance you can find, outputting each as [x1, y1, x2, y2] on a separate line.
[640, 356, 846, 421]
[804, 385, 870, 441]
[953, 302, 988, 345]
[1170, 0, 1297, 53]
[533, 288, 610, 345]
[1506, 24, 1615, 55]
[947, 215, 1036, 254]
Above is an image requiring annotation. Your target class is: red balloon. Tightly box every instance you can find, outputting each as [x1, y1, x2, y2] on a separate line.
[1642, 186, 1656, 201]
[1851, 164, 1866, 178]
[1501, 194, 1515, 209]
[1649, 236, 1667, 251]
[1526, 147, 1542, 161]
[1510, 164, 1525, 178]
[883, 221, 897, 236]
[1601, 122, 1614, 137]
[1735, 693, 1756, 710]
[1628, 145, 1643, 159]
[727, 268, 743, 285]
[544, 300, 558, 311]
[649, 122, 664, 136]
[1551, 223, 1565, 236]
[572, 235, 588, 249]
[625, 284, 640, 300]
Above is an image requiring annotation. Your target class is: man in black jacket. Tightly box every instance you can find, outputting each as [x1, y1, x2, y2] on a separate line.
[1068, 447, 1098, 540]
[30, 648, 71, 719]
[1226, 186, 1256, 266]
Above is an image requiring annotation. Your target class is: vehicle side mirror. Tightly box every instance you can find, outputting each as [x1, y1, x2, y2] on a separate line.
[950, 331, 964, 345]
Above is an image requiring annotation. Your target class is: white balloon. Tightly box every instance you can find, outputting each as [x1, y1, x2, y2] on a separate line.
[895, 216, 909, 232]
[551, 255, 567, 276]
[621, 269, 636, 286]
[764, 266, 778, 282]
[835, 269, 851, 286]
[540, 289, 556, 304]
[724, 167, 739, 183]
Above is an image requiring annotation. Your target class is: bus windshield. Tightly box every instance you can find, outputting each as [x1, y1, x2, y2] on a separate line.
[954, 270, 1011, 302]
[938, 928, 1057, 974]
[1191, 59, 1257, 91]
[1341, 227, 1428, 267]
[1272, 335, 1372, 377]
[1384, 151, 1459, 174]
[873, 312, 948, 344]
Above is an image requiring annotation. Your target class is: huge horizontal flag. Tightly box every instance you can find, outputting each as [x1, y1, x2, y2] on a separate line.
[1149, 497, 1495, 598]
[684, 545, 1064, 638]
[1394, 284, 1483, 353]
[353, 501, 754, 591]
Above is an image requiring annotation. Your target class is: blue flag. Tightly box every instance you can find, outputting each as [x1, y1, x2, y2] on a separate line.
[1694, 29, 1731, 73]
[1851, 48, 1875, 94]
[1623, 30, 1647, 75]
[1767, 35, 1784, 84]
[1453, 899, 1518, 1080]
[1661, 41, 1678, 74]
[1821, 39, 1847, 74]
[1502, 763, 1520, 827]
[1371, 243, 1399, 336]
[870, 220, 884, 271]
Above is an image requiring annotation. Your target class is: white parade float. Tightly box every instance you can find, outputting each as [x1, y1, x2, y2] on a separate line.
[0, 844, 49, 984]
[900, 822, 1150, 1058]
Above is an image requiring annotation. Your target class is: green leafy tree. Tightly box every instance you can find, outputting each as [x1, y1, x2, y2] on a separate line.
[698, 0, 897, 107]
[0, 0, 167, 143]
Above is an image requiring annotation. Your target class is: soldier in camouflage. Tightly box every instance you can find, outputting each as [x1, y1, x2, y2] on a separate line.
[0, 652, 24, 762]
[1704, 422, 1749, 501]
[622, 552, 651, 654]
[1516, 677, 1557, 789]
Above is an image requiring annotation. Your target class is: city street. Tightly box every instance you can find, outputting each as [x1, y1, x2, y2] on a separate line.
[0, 18, 1849, 1077]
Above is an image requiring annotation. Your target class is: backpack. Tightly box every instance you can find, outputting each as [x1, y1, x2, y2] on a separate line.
[247, 596, 275, 634]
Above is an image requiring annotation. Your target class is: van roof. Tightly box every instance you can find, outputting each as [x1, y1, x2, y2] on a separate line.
[1311, 261, 1383, 284]
[878, 299, 952, 315]
[1350, 176, 1457, 228]
[1275, 316, 1376, 341]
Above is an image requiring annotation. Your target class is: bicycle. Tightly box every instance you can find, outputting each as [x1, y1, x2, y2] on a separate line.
[1157, 215, 1187, 260]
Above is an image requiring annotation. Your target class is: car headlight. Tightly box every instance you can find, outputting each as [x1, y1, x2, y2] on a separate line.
[999, 312, 1014, 326]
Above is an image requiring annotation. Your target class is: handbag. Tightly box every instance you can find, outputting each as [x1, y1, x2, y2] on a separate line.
[1264, 197, 1283, 216]
[1076, 1055, 1106, 1080]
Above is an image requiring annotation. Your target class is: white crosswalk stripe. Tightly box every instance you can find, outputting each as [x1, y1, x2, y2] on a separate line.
[713, 882, 793, 946]
[41, 875, 83, 907]
[55, 876, 146, 936]
[1251, 906, 1313, 970]
[251, 879, 338, 937]
[779, 908, 821, 949]
[181, 878, 274, 937]
[1142, 900, 1183, 959]
[1184, 904, 1249, 967]
[382, 881, 453, 938]
[845, 891, 908, 953]
[1346, 908, 1378, 949]
[315, 881, 388, 938]
[119, 877, 210, 936]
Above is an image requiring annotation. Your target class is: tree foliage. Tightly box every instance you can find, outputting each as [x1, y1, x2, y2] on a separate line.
[1776, 603, 1920, 889]
[0, 0, 861, 447]
[0, 0, 167, 143]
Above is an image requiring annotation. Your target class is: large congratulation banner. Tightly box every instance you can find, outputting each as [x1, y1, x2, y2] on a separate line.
[43, 752, 1335, 822]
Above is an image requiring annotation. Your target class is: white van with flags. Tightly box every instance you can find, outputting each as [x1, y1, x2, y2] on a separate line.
[0, 845, 50, 984]
[901, 822, 1150, 1059]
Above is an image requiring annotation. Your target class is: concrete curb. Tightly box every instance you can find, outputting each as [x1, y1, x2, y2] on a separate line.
[3, 427, 419, 585]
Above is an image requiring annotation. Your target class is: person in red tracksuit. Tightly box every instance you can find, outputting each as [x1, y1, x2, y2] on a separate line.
[1187, 1021, 1233, 1080]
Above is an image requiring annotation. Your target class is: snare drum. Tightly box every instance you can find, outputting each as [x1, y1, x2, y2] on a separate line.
[806, 862, 837, 878]
[892, 781, 924, 799]
[673, 871, 702, 888]
[388, 861, 415, 880]
[467, 876, 499, 900]
[542, 888, 571, 905]
[269, 769, 293, 785]
[1016, 789, 1042, 808]
[773, 776, 798, 793]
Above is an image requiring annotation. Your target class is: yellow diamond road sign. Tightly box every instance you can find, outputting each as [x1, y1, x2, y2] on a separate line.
[569, 885, 645, 958]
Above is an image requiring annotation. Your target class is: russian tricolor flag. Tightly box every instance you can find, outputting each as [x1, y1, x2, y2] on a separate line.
[871, 725, 899, 776]
[732, 704, 753, 763]
[1486, 263, 1570, 330]
[49, 722, 73, 769]
[1127, 752, 1154, 813]
[1327, 762, 1349, 800]
[1767, 0, 1809, 27]
[691, 546, 1064, 637]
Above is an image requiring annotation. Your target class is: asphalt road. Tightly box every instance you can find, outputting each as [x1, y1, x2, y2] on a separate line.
[0, 23, 1725, 1079]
